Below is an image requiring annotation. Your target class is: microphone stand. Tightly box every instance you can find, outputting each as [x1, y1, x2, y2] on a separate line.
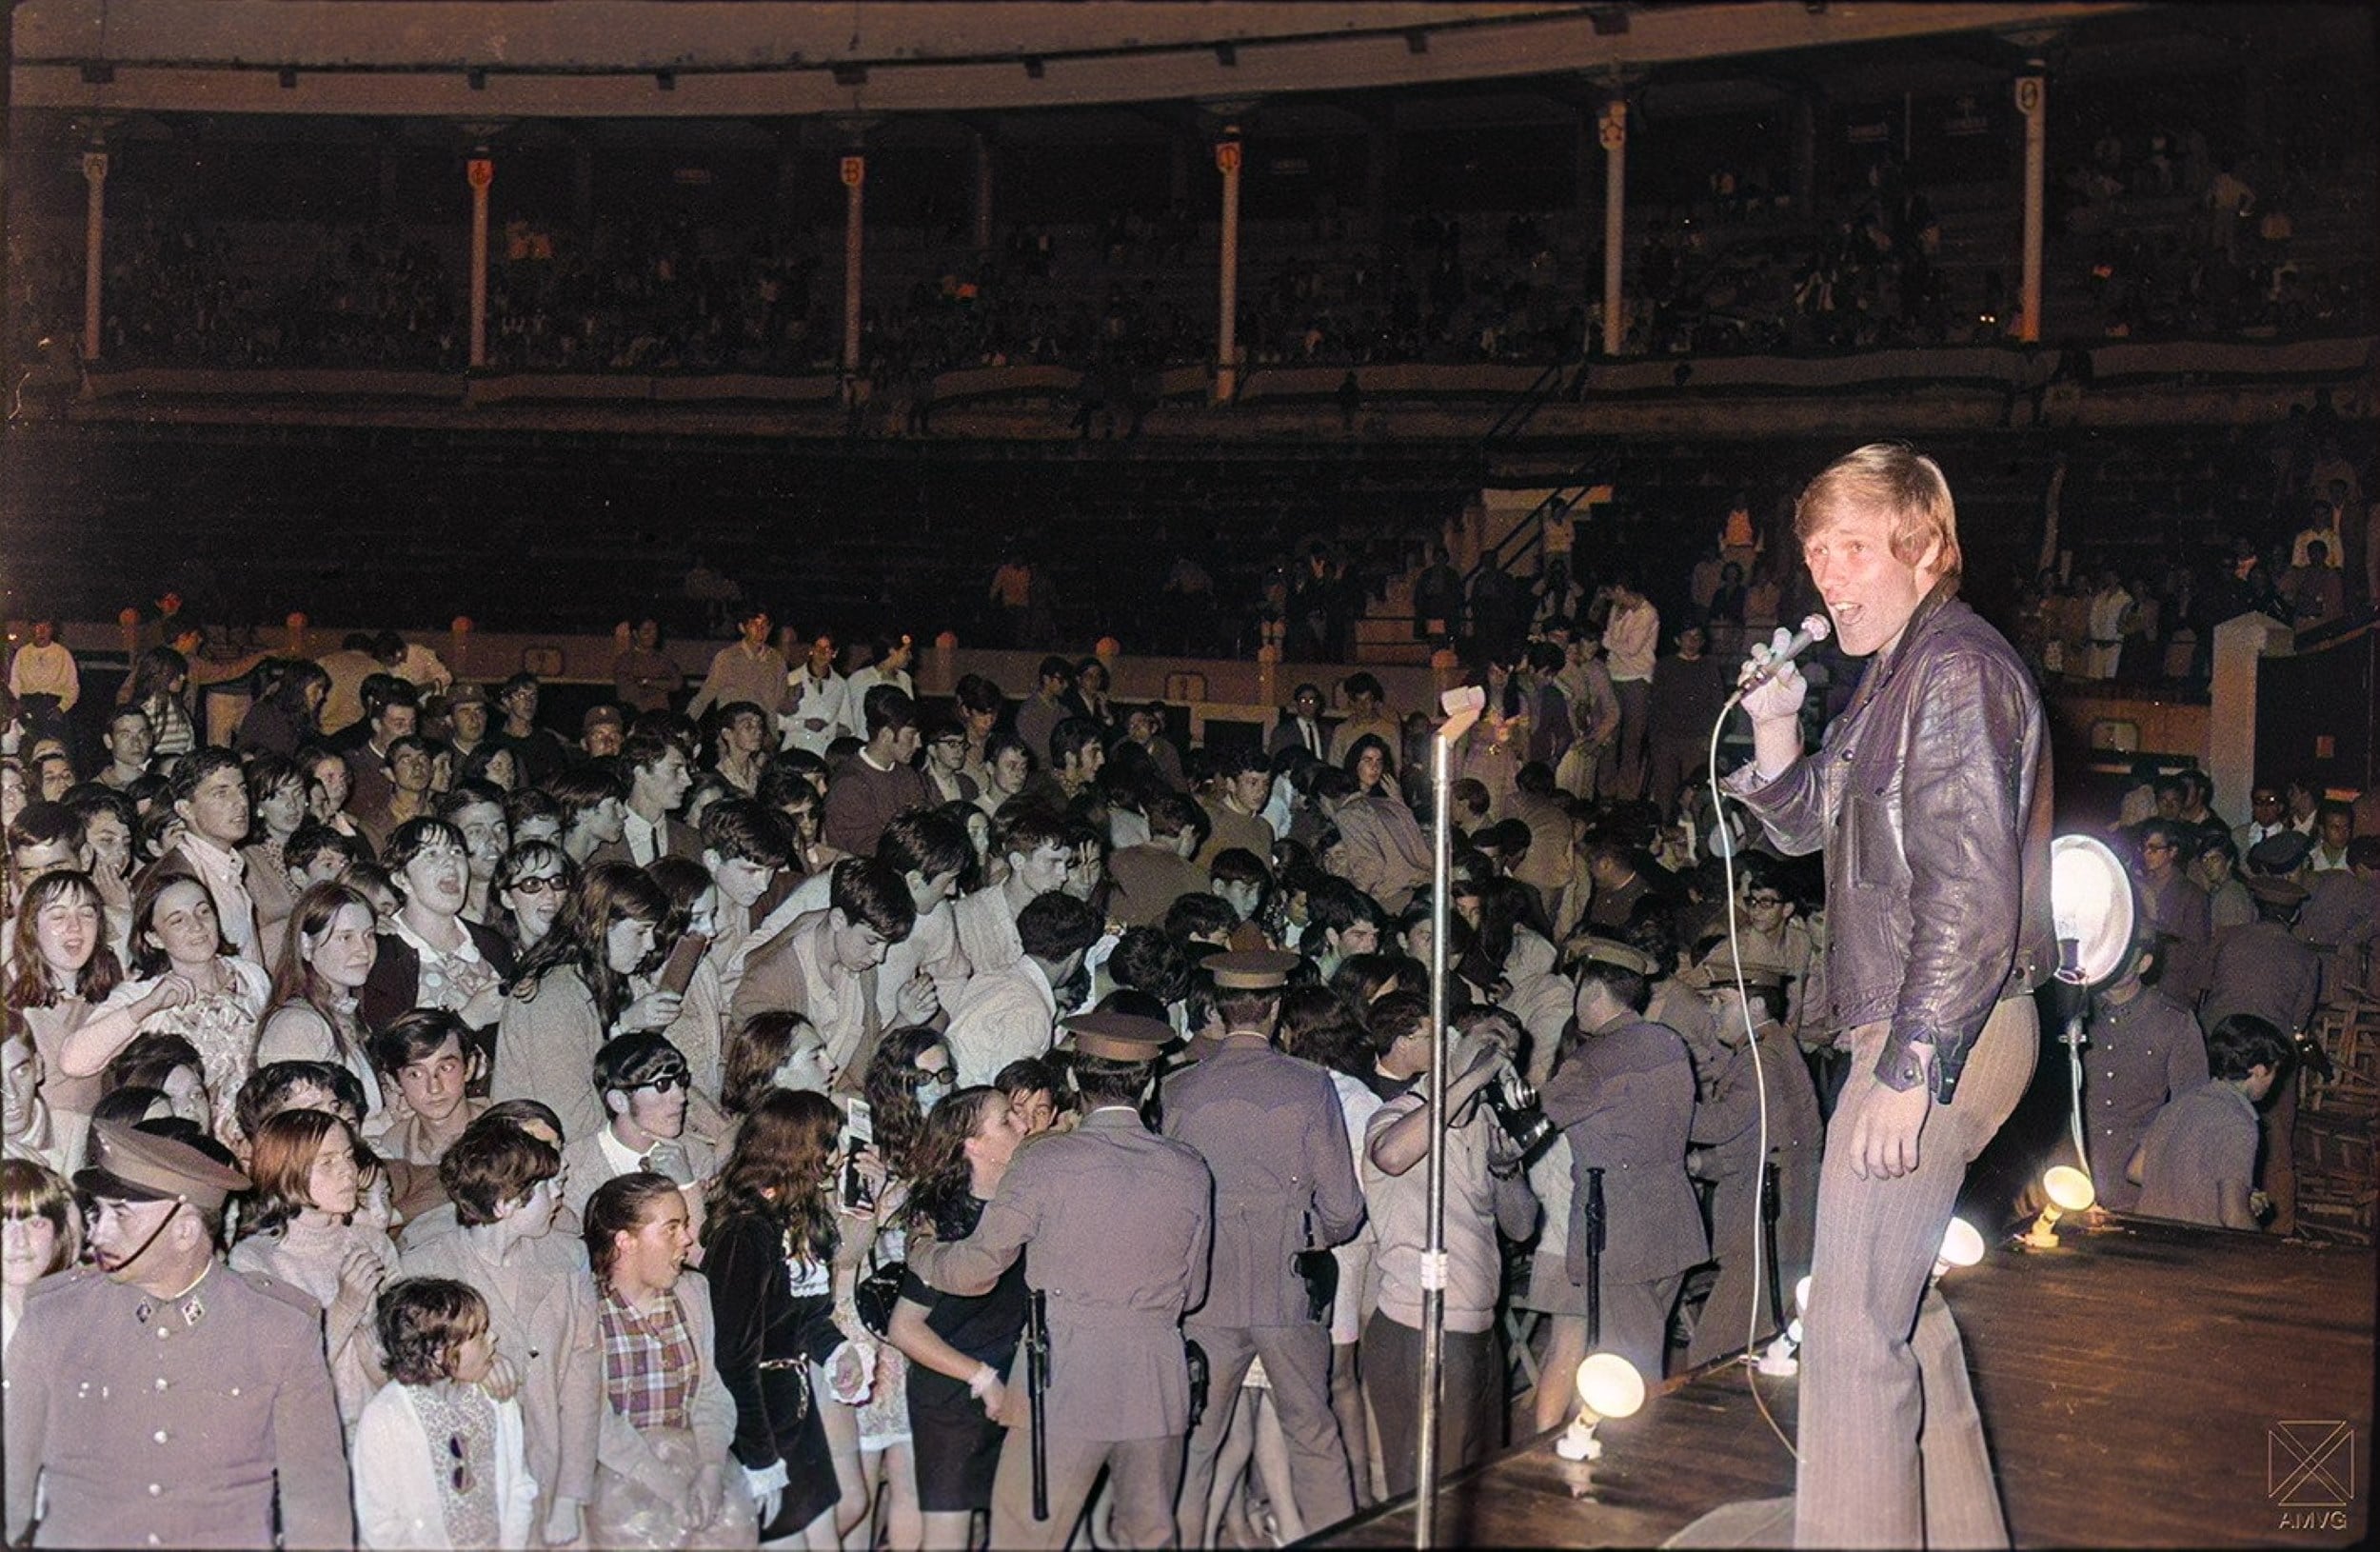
[1415, 691, 1481, 1549]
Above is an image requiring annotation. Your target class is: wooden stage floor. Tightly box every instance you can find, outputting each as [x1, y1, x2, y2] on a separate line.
[1309, 1216, 2376, 1548]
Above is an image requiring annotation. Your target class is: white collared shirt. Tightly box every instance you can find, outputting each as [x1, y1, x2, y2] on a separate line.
[178, 831, 261, 964]
[623, 808, 664, 866]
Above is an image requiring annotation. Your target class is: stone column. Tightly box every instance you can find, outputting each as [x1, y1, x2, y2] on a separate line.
[2016, 65, 2048, 343]
[1215, 125, 1243, 403]
[1598, 96, 1628, 357]
[466, 152, 493, 368]
[841, 150, 865, 387]
[79, 148, 108, 361]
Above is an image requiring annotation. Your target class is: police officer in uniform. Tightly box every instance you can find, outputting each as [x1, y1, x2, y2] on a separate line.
[1160, 949, 1365, 1545]
[1537, 938, 1706, 1385]
[1683, 955, 1824, 1370]
[4, 1120, 352, 1549]
[907, 1010, 1214, 1551]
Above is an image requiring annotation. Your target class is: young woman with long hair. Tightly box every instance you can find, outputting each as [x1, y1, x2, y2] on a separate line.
[61, 867, 268, 1146]
[229, 1106, 398, 1424]
[242, 753, 312, 964]
[844, 1026, 962, 1551]
[7, 869, 125, 1138]
[883, 1086, 1030, 1549]
[492, 861, 679, 1144]
[702, 1088, 848, 1549]
[257, 880, 384, 1120]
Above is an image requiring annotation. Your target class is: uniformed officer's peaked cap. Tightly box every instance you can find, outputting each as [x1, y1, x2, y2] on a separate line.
[1061, 1010, 1178, 1063]
[1206, 949, 1300, 990]
[2246, 829, 2315, 875]
[1571, 937, 1657, 978]
[2244, 872, 2311, 907]
[1684, 951, 1790, 993]
[74, 1120, 252, 1213]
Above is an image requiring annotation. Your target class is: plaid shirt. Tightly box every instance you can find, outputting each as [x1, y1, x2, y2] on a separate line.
[598, 1285, 699, 1433]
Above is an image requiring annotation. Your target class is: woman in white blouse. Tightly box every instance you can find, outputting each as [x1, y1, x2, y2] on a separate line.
[59, 868, 268, 1147]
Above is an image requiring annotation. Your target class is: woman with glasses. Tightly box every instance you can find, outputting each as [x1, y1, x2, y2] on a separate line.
[491, 840, 577, 958]
[842, 1027, 958, 1549]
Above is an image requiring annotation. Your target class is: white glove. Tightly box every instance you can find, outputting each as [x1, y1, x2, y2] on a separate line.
[1735, 626, 1811, 726]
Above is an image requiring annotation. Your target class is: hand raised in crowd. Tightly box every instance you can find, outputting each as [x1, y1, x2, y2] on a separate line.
[895, 967, 940, 1025]
[620, 987, 685, 1032]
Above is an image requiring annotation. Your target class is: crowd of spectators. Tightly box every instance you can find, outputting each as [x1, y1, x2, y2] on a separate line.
[14, 127, 2368, 382]
[5, 466, 2373, 1545]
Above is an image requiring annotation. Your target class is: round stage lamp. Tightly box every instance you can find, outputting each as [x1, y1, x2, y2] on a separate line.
[1934, 1217, 1986, 1281]
[2050, 834, 2137, 987]
[1554, 1353, 1646, 1462]
[2022, 1164, 2099, 1248]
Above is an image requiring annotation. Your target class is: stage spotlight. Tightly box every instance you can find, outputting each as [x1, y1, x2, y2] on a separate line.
[1554, 1352, 1645, 1462]
[1934, 1216, 1986, 1281]
[2021, 1165, 2097, 1248]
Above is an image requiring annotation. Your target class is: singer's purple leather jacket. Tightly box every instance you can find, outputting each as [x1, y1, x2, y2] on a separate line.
[1723, 585, 2053, 1104]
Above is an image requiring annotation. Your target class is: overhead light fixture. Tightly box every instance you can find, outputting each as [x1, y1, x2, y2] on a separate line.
[1405, 30, 1430, 55]
[1589, 8, 1630, 36]
[2022, 1165, 2098, 1249]
[655, 70, 676, 90]
[278, 68, 299, 90]
[1215, 43, 1238, 68]
[1554, 1353, 1645, 1462]
[832, 62, 868, 87]
[1022, 56, 1044, 79]
[467, 68, 487, 91]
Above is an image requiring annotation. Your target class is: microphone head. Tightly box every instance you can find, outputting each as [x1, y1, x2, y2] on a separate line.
[1800, 612, 1833, 644]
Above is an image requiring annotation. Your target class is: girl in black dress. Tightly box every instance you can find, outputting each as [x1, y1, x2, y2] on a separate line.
[883, 1086, 1032, 1550]
[704, 1089, 846, 1548]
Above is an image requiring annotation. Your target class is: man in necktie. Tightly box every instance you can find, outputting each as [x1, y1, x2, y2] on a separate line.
[1268, 684, 1330, 761]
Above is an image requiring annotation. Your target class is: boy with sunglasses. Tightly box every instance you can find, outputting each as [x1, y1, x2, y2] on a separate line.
[559, 1034, 720, 1238]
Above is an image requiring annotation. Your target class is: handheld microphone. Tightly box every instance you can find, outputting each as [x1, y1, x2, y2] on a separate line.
[1735, 613, 1834, 695]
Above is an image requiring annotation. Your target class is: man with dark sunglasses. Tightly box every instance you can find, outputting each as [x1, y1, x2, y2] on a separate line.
[559, 1032, 720, 1227]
